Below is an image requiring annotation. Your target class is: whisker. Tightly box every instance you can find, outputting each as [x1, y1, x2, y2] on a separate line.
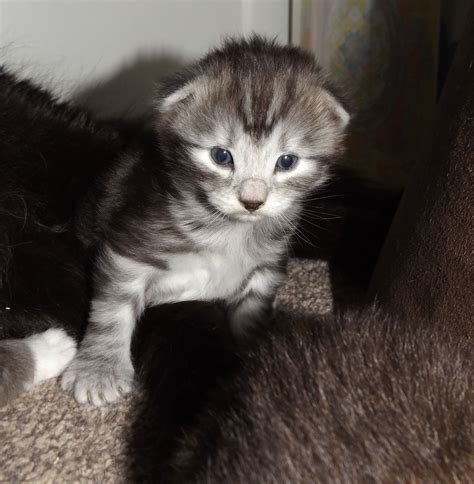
[279, 213, 316, 248]
[297, 216, 333, 233]
[299, 209, 342, 220]
[294, 193, 344, 203]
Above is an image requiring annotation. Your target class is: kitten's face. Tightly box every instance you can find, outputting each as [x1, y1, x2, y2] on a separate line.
[157, 39, 349, 223]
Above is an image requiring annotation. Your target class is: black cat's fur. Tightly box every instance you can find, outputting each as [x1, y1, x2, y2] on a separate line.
[168, 308, 473, 483]
[0, 64, 123, 338]
[0, 65, 136, 402]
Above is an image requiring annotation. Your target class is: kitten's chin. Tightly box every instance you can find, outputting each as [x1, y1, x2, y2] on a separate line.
[231, 212, 262, 223]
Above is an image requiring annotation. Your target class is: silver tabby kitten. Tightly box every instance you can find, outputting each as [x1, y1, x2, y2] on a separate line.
[61, 37, 350, 406]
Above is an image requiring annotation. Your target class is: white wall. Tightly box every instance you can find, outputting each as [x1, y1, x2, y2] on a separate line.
[0, 0, 289, 117]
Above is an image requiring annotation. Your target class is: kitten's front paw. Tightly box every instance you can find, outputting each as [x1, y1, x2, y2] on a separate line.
[61, 354, 134, 406]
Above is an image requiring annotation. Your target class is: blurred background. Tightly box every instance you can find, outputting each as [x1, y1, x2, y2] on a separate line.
[0, 1, 289, 118]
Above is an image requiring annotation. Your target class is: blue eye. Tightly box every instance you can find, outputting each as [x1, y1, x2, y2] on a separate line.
[276, 154, 298, 170]
[211, 147, 233, 166]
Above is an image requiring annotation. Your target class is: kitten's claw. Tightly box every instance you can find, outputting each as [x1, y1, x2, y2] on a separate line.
[117, 385, 127, 397]
[61, 355, 134, 406]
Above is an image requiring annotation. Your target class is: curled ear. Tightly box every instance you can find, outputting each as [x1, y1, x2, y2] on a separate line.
[319, 89, 351, 129]
[158, 82, 195, 114]
[157, 76, 207, 115]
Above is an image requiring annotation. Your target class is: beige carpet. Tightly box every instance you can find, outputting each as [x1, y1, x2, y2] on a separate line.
[0, 259, 341, 482]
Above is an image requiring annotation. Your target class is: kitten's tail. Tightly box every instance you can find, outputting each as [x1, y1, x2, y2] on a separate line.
[0, 328, 76, 406]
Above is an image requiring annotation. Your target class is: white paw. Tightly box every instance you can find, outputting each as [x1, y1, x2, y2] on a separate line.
[61, 354, 134, 406]
[25, 328, 77, 384]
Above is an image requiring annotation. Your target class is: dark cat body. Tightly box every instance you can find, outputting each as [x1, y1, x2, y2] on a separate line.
[169, 309, 473, 483]
[0, 65, 137, 403]
[0, 66, 126, 231]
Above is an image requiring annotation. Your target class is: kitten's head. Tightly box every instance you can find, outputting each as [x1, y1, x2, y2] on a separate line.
[156, 37, 349, 223]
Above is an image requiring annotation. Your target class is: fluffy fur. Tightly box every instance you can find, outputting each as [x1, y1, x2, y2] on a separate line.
[60, 37, 350, 405]
[0, 328, 77, 404]
[0, 338, 34, 406]
[169, 308, 473, 483]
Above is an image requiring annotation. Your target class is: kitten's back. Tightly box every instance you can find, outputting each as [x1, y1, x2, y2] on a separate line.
[170, 309, 473, 483]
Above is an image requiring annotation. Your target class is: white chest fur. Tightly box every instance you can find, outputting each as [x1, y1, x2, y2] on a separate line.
[146, 250, 256, 305]
[104, 221, 283, 310]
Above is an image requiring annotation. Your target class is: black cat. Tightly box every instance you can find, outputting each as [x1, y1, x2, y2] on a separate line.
[169, 308, 473, 483]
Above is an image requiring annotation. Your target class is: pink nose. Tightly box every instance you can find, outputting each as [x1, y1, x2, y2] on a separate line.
[239, 179, 268, 212]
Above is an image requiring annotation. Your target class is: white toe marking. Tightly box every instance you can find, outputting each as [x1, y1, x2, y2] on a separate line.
[25, 328, 77, 384]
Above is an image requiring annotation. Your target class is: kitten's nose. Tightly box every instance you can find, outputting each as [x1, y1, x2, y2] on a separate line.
[239, 178, 268, 212]
[240, 199, 264, 212]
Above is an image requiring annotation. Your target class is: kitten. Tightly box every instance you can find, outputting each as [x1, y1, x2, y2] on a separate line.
[0, 38, 348, 405]
[168, 308, 474, 483]
[59, 37, 350, 406]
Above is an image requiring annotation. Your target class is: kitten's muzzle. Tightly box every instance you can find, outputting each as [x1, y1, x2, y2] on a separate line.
[240, 200, 264, 212]
[239, 178, 268, 212]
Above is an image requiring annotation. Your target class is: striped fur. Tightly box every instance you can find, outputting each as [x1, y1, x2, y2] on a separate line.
[63, 37, 350, 406]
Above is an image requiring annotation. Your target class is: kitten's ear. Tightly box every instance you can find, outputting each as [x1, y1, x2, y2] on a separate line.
[157, 78, 203, 115]
[158, 83, 194, 114]
[320, 89, 351, 129]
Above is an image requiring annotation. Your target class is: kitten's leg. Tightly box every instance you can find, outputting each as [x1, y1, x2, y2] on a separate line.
[61, 247, 150, 406]
[0, 328, 77, 406]
[228, 266, 285, 337]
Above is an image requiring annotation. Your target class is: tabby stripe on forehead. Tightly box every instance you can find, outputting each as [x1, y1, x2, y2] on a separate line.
[266, 79, 286, 128]
[236, 79, 271, 137]
[242, 77, 254, 126]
